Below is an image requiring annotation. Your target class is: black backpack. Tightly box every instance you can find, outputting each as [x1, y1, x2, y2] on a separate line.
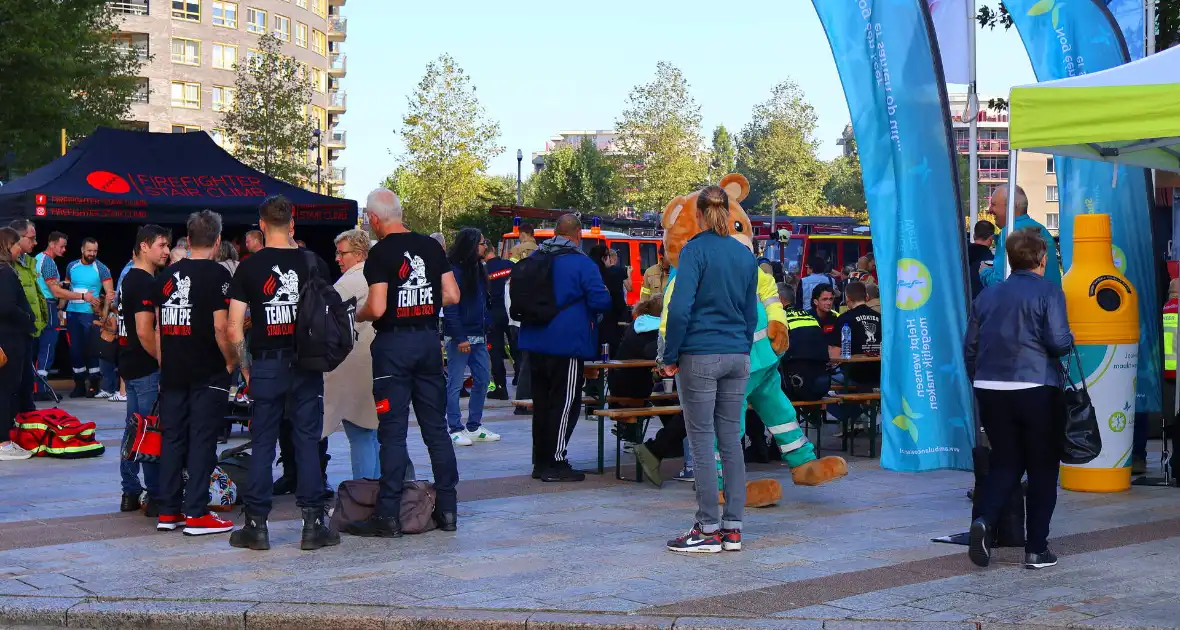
[294, 251, 357, 372]
[509, 249, 575, 326]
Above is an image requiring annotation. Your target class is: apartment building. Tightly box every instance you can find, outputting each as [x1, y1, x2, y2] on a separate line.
[948, 93, 1059, 234]
[110, 0, 348, 191]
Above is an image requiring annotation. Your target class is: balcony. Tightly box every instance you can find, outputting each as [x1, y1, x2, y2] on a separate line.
[328, 167, 346, 183]
[115, 42, 149, 61]
[328, 17, 347, 40]
[327, 90, 346, 112]
[978, 168, 1009, 181]
[954, 138, 1010, 153]
[329, 52, 346, 76]
[329, 0, 345, 5]
[128, 78, 150, 104]
[326, 129, 346, 148]
[109, 1, 149, 15]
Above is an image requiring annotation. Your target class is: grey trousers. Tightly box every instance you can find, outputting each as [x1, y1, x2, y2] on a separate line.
[677, 353, 750, 532]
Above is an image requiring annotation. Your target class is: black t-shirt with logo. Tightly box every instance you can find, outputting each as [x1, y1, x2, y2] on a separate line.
[118, 267, 160, 381]
[827, 304, 882, 384]
[228, 247, 328, 353]
[156, 258, 233, 389]
[364, 232, 448, 331]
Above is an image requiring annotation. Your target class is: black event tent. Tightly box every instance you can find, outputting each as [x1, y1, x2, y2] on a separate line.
[0, 127, 356, 226]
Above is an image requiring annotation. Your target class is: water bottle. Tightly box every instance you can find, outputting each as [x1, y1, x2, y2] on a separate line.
[840, 324, 852, 359]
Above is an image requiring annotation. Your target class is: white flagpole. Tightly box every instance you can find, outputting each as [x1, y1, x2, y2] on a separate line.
[1147, 0, 1157, 55]
[967, 0, 980, 239]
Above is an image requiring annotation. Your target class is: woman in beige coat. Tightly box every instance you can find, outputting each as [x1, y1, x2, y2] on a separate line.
[323, 229, 380, 479]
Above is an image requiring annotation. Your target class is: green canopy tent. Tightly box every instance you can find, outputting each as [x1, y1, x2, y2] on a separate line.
[1008, 45, 1180, 171]
[1006, 46, 1180, 487]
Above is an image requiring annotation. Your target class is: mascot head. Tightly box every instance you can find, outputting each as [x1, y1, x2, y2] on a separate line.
[661, 173, 753, 268]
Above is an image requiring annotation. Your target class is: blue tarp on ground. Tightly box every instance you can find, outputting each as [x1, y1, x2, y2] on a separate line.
[0, 127, 355, 226]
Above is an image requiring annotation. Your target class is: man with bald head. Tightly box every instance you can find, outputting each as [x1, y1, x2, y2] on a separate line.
[980, 184, 1061, 287]
[517, 213, 612, 482]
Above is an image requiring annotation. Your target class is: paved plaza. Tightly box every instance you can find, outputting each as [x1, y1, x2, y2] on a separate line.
[0, 391, 1178, 629]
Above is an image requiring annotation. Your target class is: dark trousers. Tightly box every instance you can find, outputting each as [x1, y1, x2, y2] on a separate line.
[974, 386, 1061, 554]
[278, 421, 329, 481]
[515, 348, 532, 400]
[372, 328, 459, 516]
[489, 323, 519, 390]
[16, 335, 35, 413]
[645, 413, 687, 460]
[245, 352, 325, 518]
[158, 372, 231, 517]
[0, 334, 23, 436]
[530, 353, 585, 467]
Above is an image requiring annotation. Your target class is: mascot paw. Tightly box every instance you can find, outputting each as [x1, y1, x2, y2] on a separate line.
[791, 456, 849, 487]
[745, 479, 782, 508]
[768, 321, 788, 355]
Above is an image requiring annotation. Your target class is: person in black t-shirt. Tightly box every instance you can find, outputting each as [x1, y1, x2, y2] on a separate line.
[116, 224, 171, 514]
[345, 187, 460, 539]
[968, 220, 996, 299]
[826, 281, 881, 426]
[155, 210, 238, 536]
[226, 195, 337, 552]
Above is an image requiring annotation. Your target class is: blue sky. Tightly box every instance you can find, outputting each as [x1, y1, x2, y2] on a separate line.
[335, 0, 1036, 200]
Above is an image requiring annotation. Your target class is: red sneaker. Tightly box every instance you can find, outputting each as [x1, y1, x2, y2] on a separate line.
[157, 514, 186, 532]
[183, 512, 234, 536]
[720, 528, 742, 551]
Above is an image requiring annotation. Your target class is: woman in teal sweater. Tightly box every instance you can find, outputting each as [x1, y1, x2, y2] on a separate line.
[660, 185, 758, 554]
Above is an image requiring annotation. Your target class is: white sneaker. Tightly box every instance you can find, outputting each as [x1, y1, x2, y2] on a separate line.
[466, 427, 501, 442]
[94, 390, 112, 399]
[109, 392, 127, 402]
[0, 442, 33, 461]
[451, 431, 473, 447]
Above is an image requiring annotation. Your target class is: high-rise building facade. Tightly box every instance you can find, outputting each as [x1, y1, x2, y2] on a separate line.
[110, 0, 347, 191]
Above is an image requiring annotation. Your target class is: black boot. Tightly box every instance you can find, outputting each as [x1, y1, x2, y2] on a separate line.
[433, 509, 457, 532]
[86, 374, 100, 398]
[300, 507, 340, 551]
[119, 493, 141, 512]
[229, 513, 270, 551]
[344, 515, 402, 538]
[487, 386, 510, 401]
[69, 375, 87, 399]
[272, 474, 296, 496]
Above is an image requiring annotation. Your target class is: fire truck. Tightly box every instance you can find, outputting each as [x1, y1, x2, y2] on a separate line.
[751, 216, 873, 276]
[491, 205, 662, 304]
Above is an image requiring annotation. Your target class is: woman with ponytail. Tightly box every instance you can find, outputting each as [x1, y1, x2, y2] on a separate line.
[660, 185, 759, 554]
[443, 228, 500, 446]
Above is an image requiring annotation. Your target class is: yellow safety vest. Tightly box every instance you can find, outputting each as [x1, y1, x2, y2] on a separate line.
[1164, 310, 1177, 373]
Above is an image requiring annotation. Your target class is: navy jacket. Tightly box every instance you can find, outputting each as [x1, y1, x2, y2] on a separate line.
[443, 264, 489, 339]
[965, 270, 1073, 388]
[485, 256, 513, 327]
[518, 237, 613, 360]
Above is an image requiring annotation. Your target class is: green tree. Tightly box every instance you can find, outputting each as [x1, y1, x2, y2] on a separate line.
[979, 2, 1178, 49]
[823, 153, 866, 213]
[531, 138, 623, 213]
[0, 0, 145, 180]
[445, 174, 517, 246]
[736, 80, 829, 212]
[395, 54, 503, 233]
[958, 153, 991, 215]
[222, 33, 315, 186]
[709, 125, 737, 183]
[615, 62, 707, 213]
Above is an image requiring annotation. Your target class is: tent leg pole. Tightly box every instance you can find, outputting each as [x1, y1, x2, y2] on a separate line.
[1004, 149, 1019, 281]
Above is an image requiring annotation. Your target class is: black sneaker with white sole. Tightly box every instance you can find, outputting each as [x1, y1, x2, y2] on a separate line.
[1024, 549, 1058, 569]
[667, 523, 722, 554]
[968, 517, 991, 567]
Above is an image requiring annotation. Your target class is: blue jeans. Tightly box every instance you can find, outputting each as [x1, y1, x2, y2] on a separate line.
[678, 354, 750, 532]
[343, 420, 380, 480]
[36, 322, 59, 378]
[122, 372, 161, 499]
[445, 338, 490, 433]
[100, 358, 118, 393]
[372, 328, 458, 515]
[1132, 412, 1148, 460]
[65, 312, 98, 377]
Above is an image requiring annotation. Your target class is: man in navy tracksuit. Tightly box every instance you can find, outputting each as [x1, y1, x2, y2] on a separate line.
[518, 215, 612, 482]
[483, 246, 514, 399]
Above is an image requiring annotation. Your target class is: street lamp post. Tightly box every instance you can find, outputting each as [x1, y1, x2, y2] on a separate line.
[516, 149, 523, 205]
[312, 128, 323, 193]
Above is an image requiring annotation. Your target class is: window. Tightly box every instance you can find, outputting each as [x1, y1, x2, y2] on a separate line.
[172, 0, 200, 21]
[610, 242, 632, 272]
[212, 1, 237, 27]
[311, 0, 326, 18]
[295, 22, 308, 47]
[171, 124, 201, 133]
[311, 29, 326, 55]
[1046, 157, 1055, 174]
[1046, 185, 1059, 202]
[1046, 212, 1060, 230]
[170, 81, 201, 109]
[246, 8, 267, 33]
[170, 38, 200, 65]
[310, 67, 325, 93]
[273, 14, 291, 40]
[295, 0, 307, 7]
[639, 242, 658, 272]
[212, 43, 237, 69]
[246, 48, 262, 66]
[209, 129, 225, 147]
[310, 105, 326, 130]
[213, 86, 235, 112]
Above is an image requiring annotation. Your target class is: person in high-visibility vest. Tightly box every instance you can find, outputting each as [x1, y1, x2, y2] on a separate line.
[1163, 278, 1177, 381]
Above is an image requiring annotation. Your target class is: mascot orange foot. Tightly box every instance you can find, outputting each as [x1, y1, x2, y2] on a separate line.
[718, 479, 783, 508]
[791, 456, 849, 487]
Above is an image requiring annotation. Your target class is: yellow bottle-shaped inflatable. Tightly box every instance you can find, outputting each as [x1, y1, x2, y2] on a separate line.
[1061, 214, 1139, 492]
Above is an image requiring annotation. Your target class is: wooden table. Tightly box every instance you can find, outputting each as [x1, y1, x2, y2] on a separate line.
[830, 354, 881, 365]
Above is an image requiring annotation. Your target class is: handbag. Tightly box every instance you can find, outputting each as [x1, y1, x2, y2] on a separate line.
[123, 401, 162, 463]
[1060, 346, 1103, 465]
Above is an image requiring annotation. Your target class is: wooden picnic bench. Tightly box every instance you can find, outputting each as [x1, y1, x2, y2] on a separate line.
[791, 397, 842, 458]
[836, 392, 882, 458]
[592, 405, 683, 482]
